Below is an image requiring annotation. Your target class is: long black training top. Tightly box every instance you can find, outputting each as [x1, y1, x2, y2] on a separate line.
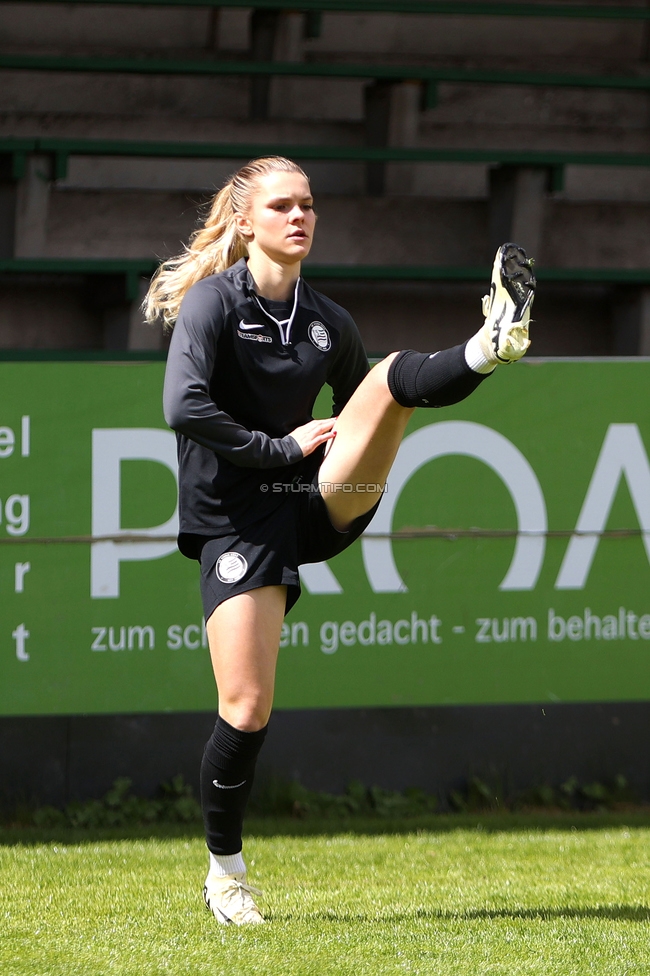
[163, 258, 369, 555]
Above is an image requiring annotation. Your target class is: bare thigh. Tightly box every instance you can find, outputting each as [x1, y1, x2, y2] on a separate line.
[318, 354, 414, 532]
[206, 585, 287, 732]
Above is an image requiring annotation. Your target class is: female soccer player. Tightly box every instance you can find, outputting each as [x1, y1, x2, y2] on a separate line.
[145, 155, 535, 925]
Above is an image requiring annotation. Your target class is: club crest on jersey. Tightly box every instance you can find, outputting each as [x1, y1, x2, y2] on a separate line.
[215, 552, 248, 584]
[308, 321, 331, 352]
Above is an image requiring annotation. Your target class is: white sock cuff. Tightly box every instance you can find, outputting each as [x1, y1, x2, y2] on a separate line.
[465, 334, 497, 374]
[208, 850, 246, 877]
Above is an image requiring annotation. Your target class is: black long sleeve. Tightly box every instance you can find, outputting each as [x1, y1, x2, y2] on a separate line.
[163, 278, 303, 469]
[166, 261, 372, 542]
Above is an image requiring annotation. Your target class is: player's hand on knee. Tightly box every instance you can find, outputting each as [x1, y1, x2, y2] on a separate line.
[289, 418, 336, 457]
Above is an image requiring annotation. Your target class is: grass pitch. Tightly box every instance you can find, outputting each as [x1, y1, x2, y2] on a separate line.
[2, 813, 650, 976]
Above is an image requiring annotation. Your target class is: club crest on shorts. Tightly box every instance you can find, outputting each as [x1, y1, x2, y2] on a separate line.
[308, 321, 331, 352]
[215, 551, 248, 584]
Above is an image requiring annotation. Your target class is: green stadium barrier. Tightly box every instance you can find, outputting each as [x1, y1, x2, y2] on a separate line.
[1, 358, 650, 715]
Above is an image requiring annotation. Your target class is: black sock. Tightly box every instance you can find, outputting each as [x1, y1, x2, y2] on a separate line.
[387, 343, 489, 408]
[200, 715, 268, 855]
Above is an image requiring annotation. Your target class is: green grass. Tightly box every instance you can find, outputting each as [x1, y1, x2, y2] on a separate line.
[2, 814, 650, 976]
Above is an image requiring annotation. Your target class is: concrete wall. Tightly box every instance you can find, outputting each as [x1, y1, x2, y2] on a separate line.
[0, 4, 648, 352]
[2, 703, 649, 808]
[0, 4, 643, 62]
[0, 277, 617, 357]
[321, 280, 615, 357]
[0, 277, 102, 348]
[0, 188, 636, 354]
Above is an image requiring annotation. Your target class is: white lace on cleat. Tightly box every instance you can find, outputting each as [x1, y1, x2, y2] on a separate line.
[479, 243, 536, 364]
[203, 871, 265, 925]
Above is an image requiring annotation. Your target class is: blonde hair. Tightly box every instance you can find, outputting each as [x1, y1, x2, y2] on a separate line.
[144, 156, 309, 330]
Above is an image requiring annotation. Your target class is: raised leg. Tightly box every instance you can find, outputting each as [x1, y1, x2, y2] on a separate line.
[318, 244, 537, 533]
[320, 343, 489, 531]
[318, 353, 414, 531]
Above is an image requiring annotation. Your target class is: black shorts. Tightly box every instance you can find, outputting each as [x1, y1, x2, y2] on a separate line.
[198, 465, 381, 620]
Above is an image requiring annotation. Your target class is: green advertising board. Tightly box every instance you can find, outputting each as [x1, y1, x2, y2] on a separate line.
[0, 358, 649, 716]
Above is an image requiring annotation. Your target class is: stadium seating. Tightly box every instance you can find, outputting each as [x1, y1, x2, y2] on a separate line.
[0, 1, 649, 353]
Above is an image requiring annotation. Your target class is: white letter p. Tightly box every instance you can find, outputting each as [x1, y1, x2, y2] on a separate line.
[91, 429, 178, 598]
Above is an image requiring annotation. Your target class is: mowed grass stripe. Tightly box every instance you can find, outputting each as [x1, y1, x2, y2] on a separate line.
[2, 823, 649, 975]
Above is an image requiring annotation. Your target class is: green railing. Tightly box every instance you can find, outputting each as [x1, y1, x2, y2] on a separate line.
[0, 258, 157, 300]
[3, 258, 650, 303]
[2, 1, 648, 20]
[1, 54, 648, 103]
[4, 137, 650, 191]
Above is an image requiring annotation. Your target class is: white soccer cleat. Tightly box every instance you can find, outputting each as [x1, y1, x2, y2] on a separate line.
[479, 243, 536, 364]
[203, 871, 265, 925]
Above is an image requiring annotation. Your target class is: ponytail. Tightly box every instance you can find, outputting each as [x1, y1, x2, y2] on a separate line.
[144, 156, 308, 330]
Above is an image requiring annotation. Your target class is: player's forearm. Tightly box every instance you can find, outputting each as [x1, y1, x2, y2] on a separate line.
[165, 393, 302, 468]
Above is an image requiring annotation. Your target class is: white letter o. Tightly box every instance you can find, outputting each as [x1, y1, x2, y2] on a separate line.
[361, 421, 547, 593]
